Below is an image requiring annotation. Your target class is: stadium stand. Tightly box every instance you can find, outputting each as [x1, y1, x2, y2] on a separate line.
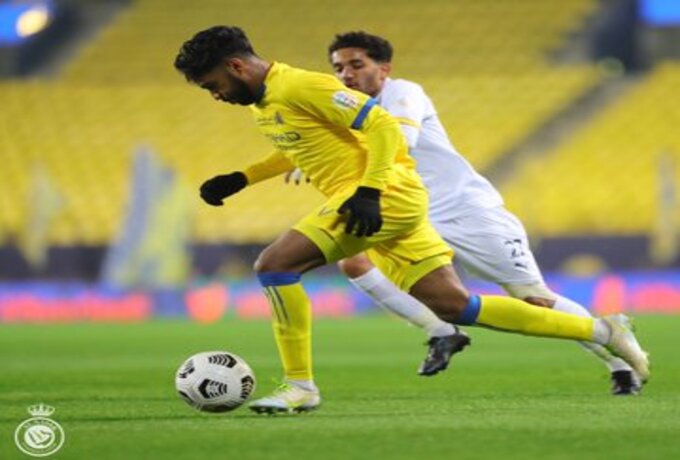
[503, 61, 680, 236]
[0, 0, 602, 244]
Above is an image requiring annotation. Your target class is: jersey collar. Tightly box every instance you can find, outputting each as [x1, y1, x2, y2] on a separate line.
[375, 77, 391, 103]
[255, 61, 283, 106]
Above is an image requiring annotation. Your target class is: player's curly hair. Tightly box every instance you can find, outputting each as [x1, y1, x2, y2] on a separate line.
[328, 31, 393, 63]
[174, 26, 256, 81]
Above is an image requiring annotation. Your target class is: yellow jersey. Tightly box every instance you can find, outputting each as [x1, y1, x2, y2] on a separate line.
[243, 62, 417, 197]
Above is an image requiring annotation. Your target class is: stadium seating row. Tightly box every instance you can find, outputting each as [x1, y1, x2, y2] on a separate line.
[503, 62, 680, 235]
[1, 0, 622, 244]
[62, 0, 598, 82]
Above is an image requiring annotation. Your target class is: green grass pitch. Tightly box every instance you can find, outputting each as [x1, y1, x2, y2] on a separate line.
[1, 315, 679, 460]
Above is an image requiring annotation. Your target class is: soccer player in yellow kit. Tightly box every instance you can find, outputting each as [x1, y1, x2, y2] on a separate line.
[174, 26, 649, 414]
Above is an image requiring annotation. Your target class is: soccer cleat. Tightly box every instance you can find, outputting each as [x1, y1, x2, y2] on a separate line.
[248, 383, 321, 414]
[611, 370, 642, 396]
[602, 314, 650, 383]
[418, 330, 471, 376]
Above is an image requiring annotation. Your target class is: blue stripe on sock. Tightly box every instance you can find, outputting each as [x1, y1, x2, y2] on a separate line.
[350, 98, 377, 130]
[458, 295, 481, 325]
[257, 272, 301, 287]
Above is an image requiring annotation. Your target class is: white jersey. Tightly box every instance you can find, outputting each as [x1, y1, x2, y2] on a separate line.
[377, 78, 503, 220]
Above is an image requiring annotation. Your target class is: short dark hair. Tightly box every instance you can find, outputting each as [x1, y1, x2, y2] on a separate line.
[174, 26, 256, 81]
[328, 31, 393, 63]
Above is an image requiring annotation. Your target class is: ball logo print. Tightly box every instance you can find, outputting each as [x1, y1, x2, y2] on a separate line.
[14, 404, 65, 457]
[175, 351, 256, 412]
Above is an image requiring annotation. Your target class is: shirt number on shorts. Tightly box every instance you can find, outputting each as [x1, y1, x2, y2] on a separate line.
[504, 239, 528, 269]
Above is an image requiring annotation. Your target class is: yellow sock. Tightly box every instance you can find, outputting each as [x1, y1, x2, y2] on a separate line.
[260, 279, 313, 381]
[467, 295, 594, 341]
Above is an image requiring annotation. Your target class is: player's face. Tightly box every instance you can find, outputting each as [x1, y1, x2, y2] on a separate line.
[195, 62, 256, 105]
[330, 48, 391, 98]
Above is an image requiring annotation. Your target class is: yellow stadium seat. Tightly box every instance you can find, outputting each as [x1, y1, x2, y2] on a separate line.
[0, 0, 602, 244]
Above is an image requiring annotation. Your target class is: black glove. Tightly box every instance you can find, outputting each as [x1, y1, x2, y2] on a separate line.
[337, 186, 383, 237]
[199, 172, 247, 206]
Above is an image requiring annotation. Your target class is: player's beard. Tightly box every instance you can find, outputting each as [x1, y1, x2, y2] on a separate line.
[225, 73, 257, 105]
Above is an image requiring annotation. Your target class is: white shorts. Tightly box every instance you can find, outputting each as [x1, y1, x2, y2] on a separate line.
[432, 206, 545, 286]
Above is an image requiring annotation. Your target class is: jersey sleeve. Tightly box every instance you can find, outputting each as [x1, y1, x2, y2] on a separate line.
[355, 104, 404, 191]
[285, 72, 376, 129]
[286, 72, 404, 191]
[381, 81, 427, 148]
[243, 150, 294, 185]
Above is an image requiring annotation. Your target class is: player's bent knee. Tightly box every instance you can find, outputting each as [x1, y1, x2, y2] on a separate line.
[253, 248, 294, 274]
[253, 253, 272, 273]
[523, 296, 554, 308]
[503, 283, 556, 305]
[337, 256, 374, 279]
[254, 240, 325, 275]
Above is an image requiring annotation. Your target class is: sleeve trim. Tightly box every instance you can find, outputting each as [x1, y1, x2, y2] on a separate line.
[350, 98, 378, 130]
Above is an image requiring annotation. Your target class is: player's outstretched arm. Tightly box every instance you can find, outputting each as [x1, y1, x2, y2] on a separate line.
[335, 103, 403, 236]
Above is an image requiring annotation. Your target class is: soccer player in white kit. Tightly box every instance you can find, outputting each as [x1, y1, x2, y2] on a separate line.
[319, 31, 641, 395]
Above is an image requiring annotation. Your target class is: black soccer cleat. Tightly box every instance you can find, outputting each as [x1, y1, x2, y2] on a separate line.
[418, 331, 471, 376]
[611, 370, 642, 396]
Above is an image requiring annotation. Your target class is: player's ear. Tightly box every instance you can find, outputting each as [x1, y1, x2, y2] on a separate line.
[225, 57, 247, 76]
[379, 62, 392, 77]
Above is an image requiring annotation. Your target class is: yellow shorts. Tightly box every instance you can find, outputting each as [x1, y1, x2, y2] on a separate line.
[293, 184, 453, 291]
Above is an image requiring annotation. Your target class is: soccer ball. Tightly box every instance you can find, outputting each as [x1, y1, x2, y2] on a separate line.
[175, 351, 256, 412]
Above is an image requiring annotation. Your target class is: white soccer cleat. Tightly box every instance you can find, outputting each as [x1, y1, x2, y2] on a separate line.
[602, 314, 650, 383]
[248, 383, 321, 414]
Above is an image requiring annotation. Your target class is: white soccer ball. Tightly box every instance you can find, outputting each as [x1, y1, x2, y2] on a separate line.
[175, 351, 256, 412]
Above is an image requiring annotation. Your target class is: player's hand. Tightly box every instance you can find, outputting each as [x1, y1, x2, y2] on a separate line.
[284, 168, 311, 185]
[199, 172, 247, 206]
[337, 187, 383, 237]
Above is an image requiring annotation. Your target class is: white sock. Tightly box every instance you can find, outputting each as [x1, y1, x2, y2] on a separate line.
[553, 294, 594, 318]
[554, 295, 632, 373]
[554, 295, 632, 372]
[286, 379, 318, 392]
[350, 268, 457, 338]
[592, 319, 612, 344]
